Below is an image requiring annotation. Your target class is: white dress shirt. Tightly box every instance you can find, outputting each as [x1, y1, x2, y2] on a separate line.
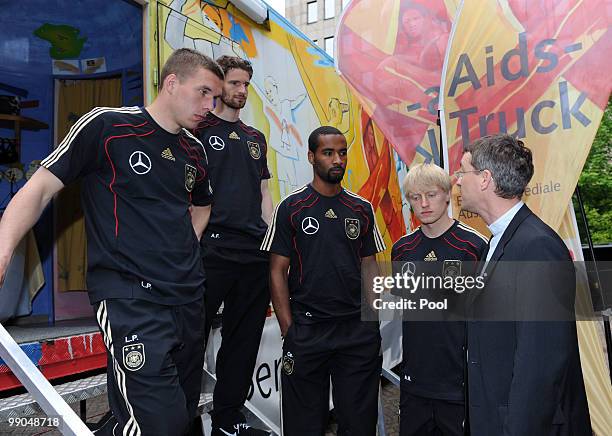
[484, 201, 524, 267]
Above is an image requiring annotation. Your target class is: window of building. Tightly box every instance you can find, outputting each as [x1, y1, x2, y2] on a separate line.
[307, 1, 318, 24]
[342, 0, 351, 10]
[324, 36, 334, 57]
[313, 39, 318, 45]
[324, 0, 335, 19]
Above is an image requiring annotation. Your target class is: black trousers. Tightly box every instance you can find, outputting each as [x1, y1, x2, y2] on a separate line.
[400, 389, 465, 436]
[94, 297, 205, 436]
[281, 319, 382, 436]
[202, 246, 270, 428]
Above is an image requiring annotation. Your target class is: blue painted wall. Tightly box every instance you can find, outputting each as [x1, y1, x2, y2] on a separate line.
[0, 0, 143, 322]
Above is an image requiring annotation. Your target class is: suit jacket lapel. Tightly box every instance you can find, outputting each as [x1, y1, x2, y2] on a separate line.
[482, 204, 532, 275]
[468, 205, 533, 312]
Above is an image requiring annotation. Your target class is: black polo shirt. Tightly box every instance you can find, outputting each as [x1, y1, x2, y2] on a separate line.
[391, 220, 488, 401]
[41, 106, 213, 305]
[262, 185, 386, 323]
[194, 112, 271, 251]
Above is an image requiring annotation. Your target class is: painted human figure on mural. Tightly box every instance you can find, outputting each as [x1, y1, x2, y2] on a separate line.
[261, 75, 308, 197]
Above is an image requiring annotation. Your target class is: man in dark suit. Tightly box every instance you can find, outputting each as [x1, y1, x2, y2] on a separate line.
[456, 133, 591, 435]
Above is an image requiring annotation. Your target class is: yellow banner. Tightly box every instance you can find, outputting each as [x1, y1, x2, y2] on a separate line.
[441, 1, 612, 431]
[442, 0, 611, 234]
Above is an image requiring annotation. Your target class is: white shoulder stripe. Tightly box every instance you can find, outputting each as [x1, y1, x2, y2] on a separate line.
[261, 201, 282, 252]
[343, 190, 386, 252]
[182, 128, 208, 164]
[344, 191, 385, 250]
[42, 106, 142, 168]
[42, 106, 107, 167]
[182, 128, 203, 146]
[285, 184, 309, 199]
[457, 222, 489, 243]
[260, 185, 309, 251]
[407, 226, 421, 236]
[368, 202, 386, 252]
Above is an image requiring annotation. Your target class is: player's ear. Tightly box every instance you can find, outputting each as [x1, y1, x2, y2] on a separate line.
[307, 149, 314, 165]
[164, 73, 179, 94]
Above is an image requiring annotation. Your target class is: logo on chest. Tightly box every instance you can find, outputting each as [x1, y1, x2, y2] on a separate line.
[129, 151, 152, 175]
[229, 131, 240, 140]
[185, 164, 197, 192]
[443, 260, 461, 278]
[209, 135, 225, 151]
[345, 218, 360, 240]
[424, 251, 437, 261]
[301, 217, 319, 235]
[401, 261, 416, 277]
[325, 208, 337, 219]
[247, 141, 261, 159]
[161, 147, 175, 161]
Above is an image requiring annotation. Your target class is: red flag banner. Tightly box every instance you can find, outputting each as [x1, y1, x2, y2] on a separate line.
[337, 0, 459, 166]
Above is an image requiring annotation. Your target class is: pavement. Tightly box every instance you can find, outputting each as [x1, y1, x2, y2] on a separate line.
[2, 317, 608, 435]
[0, 380, 400, 435]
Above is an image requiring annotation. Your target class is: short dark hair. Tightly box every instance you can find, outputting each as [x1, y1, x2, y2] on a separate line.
[465, 134, 534, 199]
[159, 48, 224, 89]
[216, 55, 253, 79]
[308, 126, 345, 152]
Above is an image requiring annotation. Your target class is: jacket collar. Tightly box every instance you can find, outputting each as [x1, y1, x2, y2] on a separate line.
[469, 204, 533, 310]
[486, 203, 532, 265]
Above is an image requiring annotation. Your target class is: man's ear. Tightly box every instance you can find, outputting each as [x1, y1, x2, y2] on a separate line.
[307, 150, 314, 165]
[164, 73, 178, 94]
[481, 169, 494, 191]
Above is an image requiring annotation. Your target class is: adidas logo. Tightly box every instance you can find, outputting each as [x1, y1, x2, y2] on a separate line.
[325, 208, 337, 219]
[161, 148, 175, 161]
[229, 131, 240, 140]
[424, 251, 437, 261]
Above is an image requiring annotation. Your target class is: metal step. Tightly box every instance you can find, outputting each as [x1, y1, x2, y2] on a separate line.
[0, 373, 217, 422]
[0, 323, 275, 434]
[0, 373, 107, 421]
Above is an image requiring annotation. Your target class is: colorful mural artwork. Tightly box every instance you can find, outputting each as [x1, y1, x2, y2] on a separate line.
[150, 0, 410, 250]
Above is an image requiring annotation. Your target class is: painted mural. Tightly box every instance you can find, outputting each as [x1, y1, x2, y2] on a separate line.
[149, 0, 412, 253]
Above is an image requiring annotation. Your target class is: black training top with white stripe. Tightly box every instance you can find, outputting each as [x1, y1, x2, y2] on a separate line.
[391, 220, 487, 402]
[42, 107, 213, 305]
[262, 184, 386, 323]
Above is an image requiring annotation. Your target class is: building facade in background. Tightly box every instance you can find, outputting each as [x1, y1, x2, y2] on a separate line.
[285, 0, 351, 57]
